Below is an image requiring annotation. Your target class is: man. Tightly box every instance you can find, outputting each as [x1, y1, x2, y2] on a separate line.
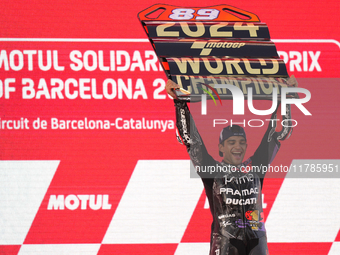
[166, 78, 296, 255]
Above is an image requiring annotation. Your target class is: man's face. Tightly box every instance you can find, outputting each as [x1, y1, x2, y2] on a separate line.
[219, 136, 247, 166]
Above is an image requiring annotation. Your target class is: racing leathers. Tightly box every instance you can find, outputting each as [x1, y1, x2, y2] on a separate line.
[174, 99, 292, 255]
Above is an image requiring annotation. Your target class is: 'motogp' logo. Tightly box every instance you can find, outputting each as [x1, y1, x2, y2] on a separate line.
[191, 41, 246, 56]
[201, 84, 311, 116]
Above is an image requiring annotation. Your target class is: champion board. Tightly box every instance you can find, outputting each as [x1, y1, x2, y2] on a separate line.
[138, 4, 296, 100]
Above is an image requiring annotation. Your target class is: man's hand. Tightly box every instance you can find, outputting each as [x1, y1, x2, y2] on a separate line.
[287, 75, 298, 87]
[166, 79, 180, 99]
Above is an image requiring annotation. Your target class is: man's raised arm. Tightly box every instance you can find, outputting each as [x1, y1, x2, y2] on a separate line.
[166, 80, 215, 168]
[251, 76, 298, 179]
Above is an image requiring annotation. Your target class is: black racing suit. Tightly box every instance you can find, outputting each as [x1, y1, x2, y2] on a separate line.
[174, 100, 292, 255]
